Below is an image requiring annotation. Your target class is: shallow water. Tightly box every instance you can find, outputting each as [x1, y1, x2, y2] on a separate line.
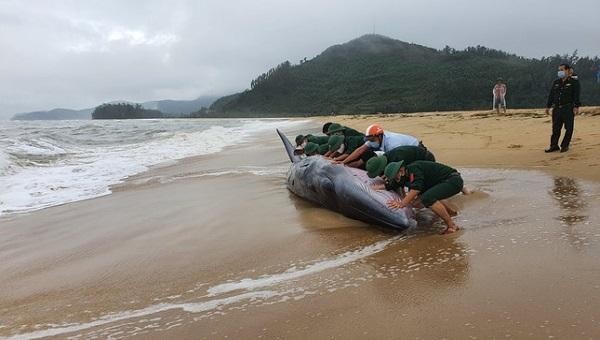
[1, 123, 600, 339]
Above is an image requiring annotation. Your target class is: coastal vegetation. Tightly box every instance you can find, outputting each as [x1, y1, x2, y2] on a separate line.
[209, 34, 600, 116]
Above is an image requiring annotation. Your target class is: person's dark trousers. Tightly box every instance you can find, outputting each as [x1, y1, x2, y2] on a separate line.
[550, 105, 575, 149]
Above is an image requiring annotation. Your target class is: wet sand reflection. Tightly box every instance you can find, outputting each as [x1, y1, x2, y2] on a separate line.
[550, 176, 589, 251]
[550, 176, 587, 226]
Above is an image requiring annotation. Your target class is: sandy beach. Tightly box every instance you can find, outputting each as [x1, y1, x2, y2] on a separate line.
[333, 106, 600, 181]
[1, 110, 600, 339]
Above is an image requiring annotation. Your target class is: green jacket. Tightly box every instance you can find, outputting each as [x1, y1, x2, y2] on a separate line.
[343, 135, 366, 154]
[318, 143, 329, 155]
[307, 134, 330, 145]
[385, 146, 431, 165]
[403, 161, 458, 192]
[342, 126, 364, 137]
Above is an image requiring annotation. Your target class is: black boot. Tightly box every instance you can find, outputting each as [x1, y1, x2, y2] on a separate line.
[545, 146, 560, 153]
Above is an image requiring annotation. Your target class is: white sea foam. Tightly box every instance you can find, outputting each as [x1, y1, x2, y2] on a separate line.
[4, 237, 401, 339]
[4, 291, 278, 340]
[0, 119, 308, 215]
[0, 150, 9, 174]
[207, 236, 402, 295]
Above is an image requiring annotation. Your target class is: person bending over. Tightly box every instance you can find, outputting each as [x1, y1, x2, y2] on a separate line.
[384, 160, 464, 234]
[327, 135, 376, 169]
[340, 124, 420, 166]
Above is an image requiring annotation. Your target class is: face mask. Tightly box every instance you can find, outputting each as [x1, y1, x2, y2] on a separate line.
[365, 141, 380, 149]
[558, 70, 566, 79]
[336, 144, 345, 154]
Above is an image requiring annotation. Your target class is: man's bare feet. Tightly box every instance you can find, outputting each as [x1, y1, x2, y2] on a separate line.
[461, 186, 471, 195]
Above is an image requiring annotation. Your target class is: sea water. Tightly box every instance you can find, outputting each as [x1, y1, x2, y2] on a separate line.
[0, 118, 306, 215]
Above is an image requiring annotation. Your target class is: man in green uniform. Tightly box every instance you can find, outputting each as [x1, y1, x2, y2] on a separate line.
[327, 134, 376, 168]
[295, 134, 330, 147]
[317, 143, 329, 155]
[303, 142, 320, 156]
[384, 160, 464, 234]
[295, 134, 330, 157]
[326, 123, 364, 137]
[365, 146, 436, 179]
[296, 134, 330, 146]
[545, 63, 581, 153]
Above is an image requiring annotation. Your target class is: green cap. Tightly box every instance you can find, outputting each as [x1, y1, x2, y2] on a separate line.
[366, 155, 388, 178]
[304, 142, 319, 155]
[327, 123, 344, 134]
[328, 135, 345, 152]
[295, 134, 305, 146]
[318, 143, 329, 155]
[384, 160, 405, 180]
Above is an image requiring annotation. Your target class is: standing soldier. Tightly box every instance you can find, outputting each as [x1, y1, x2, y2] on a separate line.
[545, 63, 581, 153]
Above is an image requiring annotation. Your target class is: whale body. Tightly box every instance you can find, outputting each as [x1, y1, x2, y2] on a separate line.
[277, 129, 416, 230]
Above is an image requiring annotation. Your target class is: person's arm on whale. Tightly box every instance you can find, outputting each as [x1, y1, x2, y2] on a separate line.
[337, 144, 368, 165]
[334, 153, 349, 162]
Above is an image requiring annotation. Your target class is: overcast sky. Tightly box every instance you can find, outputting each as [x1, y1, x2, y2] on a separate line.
[1, 0, 599, 118]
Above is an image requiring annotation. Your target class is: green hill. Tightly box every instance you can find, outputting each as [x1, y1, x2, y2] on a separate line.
[11, 108, 93, 120]
[209, 34, 600, 116]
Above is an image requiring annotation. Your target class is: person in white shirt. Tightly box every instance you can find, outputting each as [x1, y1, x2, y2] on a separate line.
[340, 124, 420, 166]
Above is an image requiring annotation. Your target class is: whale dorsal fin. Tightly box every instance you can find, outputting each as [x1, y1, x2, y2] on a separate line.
[276, 128, 302, 163]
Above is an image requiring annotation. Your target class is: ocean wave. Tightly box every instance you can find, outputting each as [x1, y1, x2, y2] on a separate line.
[0, 119, 310, 216]
[0, 150, 9, 175]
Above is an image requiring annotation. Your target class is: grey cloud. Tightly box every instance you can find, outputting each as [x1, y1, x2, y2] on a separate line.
[1, 0, 598, 118]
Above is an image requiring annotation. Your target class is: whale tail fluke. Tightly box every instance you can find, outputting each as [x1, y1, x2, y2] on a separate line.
[276, 129, 302, 163]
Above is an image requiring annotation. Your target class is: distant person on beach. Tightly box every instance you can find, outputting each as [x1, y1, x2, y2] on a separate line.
[492, 78, 507, 114]
[384, 160, 463, 234]
[592, 65, 600, 84]
[545, 63, 581, 153]
[338, 124, 422, 166]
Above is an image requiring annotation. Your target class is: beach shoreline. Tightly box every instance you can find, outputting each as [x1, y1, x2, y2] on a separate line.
[2, 112, 600, 339]
[318, 106, 600, 182]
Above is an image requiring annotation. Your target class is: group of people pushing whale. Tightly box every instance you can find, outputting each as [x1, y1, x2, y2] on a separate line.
[294, 122, 468, 234]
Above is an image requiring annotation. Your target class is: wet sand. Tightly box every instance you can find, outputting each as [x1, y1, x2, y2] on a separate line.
[1, 116, 600, 339]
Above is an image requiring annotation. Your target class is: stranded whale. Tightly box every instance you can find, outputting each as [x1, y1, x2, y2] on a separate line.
[277, 129, 416, 230]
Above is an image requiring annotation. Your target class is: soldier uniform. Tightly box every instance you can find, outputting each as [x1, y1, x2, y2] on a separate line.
[546, 76, 581, 152]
